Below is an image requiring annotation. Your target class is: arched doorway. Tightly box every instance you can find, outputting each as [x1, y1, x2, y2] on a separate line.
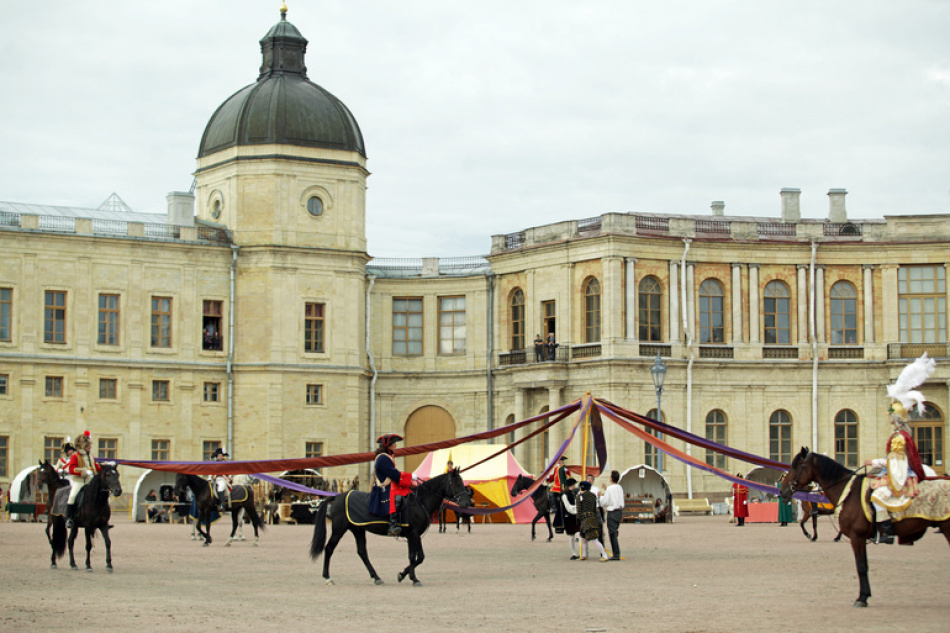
[404, 405, 456, 472]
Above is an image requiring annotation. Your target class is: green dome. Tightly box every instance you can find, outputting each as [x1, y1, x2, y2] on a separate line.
[198, 13, 365, 158]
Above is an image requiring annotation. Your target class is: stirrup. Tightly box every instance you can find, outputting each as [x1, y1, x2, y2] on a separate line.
[875, 520, 894, 545]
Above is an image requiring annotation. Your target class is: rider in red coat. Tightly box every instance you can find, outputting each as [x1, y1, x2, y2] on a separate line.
[65, 431, 100, 528]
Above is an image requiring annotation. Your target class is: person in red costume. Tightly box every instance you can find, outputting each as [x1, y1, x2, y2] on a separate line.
[65, 430, 100, 528]
[732, 474, 749, 527]
[370, 433, 414, 537]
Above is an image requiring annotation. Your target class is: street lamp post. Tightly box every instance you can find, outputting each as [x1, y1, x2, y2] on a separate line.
[650, 353, 667, 472]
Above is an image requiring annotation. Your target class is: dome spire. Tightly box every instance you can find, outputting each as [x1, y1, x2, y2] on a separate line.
[258, 5, 308, 79]
[280, 3, 288, 19]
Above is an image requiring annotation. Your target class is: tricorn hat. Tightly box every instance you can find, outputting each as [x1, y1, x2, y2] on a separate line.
[377, 433, 403, 449]
[211, 447, 229, 458]
[62, 441, 75, 453]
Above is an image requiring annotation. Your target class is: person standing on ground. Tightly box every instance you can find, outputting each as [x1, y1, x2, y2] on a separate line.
[733, 474, 749, 527]
[575, 480, 610, 561]
[560, 478, 580, 559]
[600, 470, 624, 560]
[533, 334, 545, 362]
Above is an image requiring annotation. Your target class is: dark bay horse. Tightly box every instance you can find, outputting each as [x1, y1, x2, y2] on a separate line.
[36, 460, 64, 545]
[781, 447, 950, 607]
[310, 469, 472, 586]
[175, 473, 265, 546]
[510, 474, 552, 541]
[799, 498, 842, 542]
[49, 463, 122, 571]
[439, 486, 474, 533]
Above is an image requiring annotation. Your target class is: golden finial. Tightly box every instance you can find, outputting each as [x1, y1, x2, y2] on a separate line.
[280, 3, 288, 18]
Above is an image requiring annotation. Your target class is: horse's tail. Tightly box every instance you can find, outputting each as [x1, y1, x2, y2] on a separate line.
[52, 517, 67, 559]
[245, 503, 266, 533]
[309, 496, 332, 561]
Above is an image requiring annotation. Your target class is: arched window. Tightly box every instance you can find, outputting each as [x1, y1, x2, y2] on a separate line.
[833, 409, 859, 468]
[699, 279, 725, 343]
[912, 403, 945, 475]
[645, 408, 665, 471]
[763, 280, 791, 344]
[584, 277, 601, 343]
[704, 409, 727, 469]
[510, 288, 525, 350]
[769, 410, 792, 463]
[639, 276, 662, 342]
[830, 281, 858, 345]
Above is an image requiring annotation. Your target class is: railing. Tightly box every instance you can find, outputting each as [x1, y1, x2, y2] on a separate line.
[438, 256, 490, 274]
[639, 344, 671, 358]
[763, 346, 797, 359]
[888, 343, 950, 360]
[505, 232, 525, 250]
[828, 346, 864, 359]
[699, 345, 734, 359]
[144, 223, 181, 239]
[577, 216, 602, 234]
[39, 215, 75, 231]
[695, 220, 730, 235]
[93, 219, 129, 235]
[571, 343, 601, 359]
[823, 222, 862, 237]
[0, 211, 20, 227]
[635, 215, 669, 233]
[498, 350, 527, 366]
[757, 222, 796, 238]
[527, 346, 570, 363]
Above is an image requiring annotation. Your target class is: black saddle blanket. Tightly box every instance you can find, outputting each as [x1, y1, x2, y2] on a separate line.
[335, 491, 391, 527]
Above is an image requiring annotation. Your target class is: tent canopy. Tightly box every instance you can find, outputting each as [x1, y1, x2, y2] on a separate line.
[412, 445, 536, 524]
[745, 466, 785, 502]
[618, 464, 672, 501]
[132, 469, 182, 522]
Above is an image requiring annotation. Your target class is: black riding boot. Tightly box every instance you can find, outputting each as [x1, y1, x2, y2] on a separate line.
[387, 513, 402, 537]
[876, 519, 895, 545]
[65, 503, 75, 529]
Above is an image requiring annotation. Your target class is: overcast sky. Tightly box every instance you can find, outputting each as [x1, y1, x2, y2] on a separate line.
[1, 1, 947, 258]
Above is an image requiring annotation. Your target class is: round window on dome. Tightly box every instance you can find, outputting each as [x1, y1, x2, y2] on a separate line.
[307, 196, 324, 217]
[211, 199, 222, 220]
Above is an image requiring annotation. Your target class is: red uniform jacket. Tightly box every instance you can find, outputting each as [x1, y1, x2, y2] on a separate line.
[66, 450, 100, 477]
[733, 482, 749, 519]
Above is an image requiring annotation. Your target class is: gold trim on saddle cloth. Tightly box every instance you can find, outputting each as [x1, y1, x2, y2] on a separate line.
[836, 475, 871, 523]
[344, 493, 390, 528]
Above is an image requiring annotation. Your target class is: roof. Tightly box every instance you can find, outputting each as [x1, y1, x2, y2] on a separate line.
[0, 197, 166, 224]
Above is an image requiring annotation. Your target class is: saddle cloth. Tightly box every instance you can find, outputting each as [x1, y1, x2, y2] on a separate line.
[861, 477, 950, 522]
[337, 491, 394, 527]
[215, 484, 250, 504]
[50, 487, 70, 517]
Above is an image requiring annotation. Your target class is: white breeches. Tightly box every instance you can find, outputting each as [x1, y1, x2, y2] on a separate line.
[67, 476, 85, 504]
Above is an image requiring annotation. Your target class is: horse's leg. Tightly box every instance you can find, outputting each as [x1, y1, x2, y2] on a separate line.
[351, 528, 383, 585]
[544, 513, 553, 541]
[101, 526, 113, 572]
[321, 522, 349, 586]
[84, 528, 94, 571]
[810, 514, 819, 541]
[400, 535, 424, 586]
[530, 511, 540, 540]
[226, 509, 237, 547]
[67, 527, 78, 570]
[850, 536, 872, 607]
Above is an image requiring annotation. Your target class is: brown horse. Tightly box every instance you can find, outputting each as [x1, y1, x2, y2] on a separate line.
[799, 497, 842, 542]
[781, 447, 950, 607]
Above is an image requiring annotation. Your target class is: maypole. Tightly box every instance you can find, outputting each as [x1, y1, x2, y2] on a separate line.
[579, 392, 592, 480]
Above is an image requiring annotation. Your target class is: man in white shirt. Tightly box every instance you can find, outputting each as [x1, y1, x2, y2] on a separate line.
[600, 470, 625, 561]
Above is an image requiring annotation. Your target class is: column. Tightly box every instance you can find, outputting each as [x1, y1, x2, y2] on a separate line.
[748, 264, 760, 343]
[548, 386, 563, 461]
[816, 266, 826, 343]
[685, 262, 695, 343]
[603, 256, 623, 345]
[669, 260, 680, 343]
[625, 258, 637, 341]
[863, 265, 875, 344]
[797, 265, 808, 344]
[880, 265, 899, 343]
[731, 264, 744, 343]
[514, 388, 528, 464]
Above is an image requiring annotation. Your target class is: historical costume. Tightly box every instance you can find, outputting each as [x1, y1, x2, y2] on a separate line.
[559, 478, 581, 558]
[209, 447, 232, 509]
[65, 430, 99, 528]
[56, 440, 75, 483]
[732, 476, 749, 526]
[551, 455, 568, 532]
[575, 481, 609, 561]
[369, 433, 413, 536]
[868, 353, 935, 543]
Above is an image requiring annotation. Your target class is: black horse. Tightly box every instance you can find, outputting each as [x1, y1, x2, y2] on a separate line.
[175, 473, 265, 547]
[439, 486, 475, 533]
[510, 474, 553, 541]
[36, 459, 65, 546]
[49, 463, 122, 571]
[310, 469, 472, 586]
[781, 447, 950, 607]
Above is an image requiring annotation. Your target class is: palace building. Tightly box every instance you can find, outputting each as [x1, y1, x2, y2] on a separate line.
[1, 11, 948, 501]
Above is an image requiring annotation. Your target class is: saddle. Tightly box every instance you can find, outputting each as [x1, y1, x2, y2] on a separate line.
[860, 477, 950, 523]
[339, 490, 408, 528]
[216, 484, 249, 505]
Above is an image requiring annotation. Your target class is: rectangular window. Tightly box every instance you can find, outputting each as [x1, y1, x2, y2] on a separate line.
[44, 436, 64, 463]
[304, 302, 325, 353]
[150, 296, 173, 348]
[152, 380, 170, 402]
[834, 421, 859, 469]
[306, 384, 323, 405]
[45, 376, 63, 398]
[0, 435, 7, 477]
[202, 300, 223, 351]
[99, 378, 117, 400]
[393, 298, 423, 356]
[97, 293, 120, 345]
[44, 290, 67, 344]
[98, 438, 117, 460]
[202, 441, 222, 462]
[305, 441, 324, 458]
[542, 301, 556, 340]
[151, 439, 170, 461]
[704, 411, 727, 469]
[203, 382, 220, 402]
[898, 266, 947, 344]
[0, 287, 11, 342]
[438, 296, 466, 354]
[0, 373, 8, 395]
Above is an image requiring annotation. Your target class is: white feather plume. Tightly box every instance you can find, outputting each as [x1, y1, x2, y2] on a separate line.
[886, 353, 936, 413]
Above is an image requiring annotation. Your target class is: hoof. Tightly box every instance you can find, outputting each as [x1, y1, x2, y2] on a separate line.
[374, 578, 385, 585]
[50, 564, 57, 570]
[546, 537, 553, 542]
[106, 567, 114, 574]
[86, 568, 94, 573]
[412, 580, 422, 587]
[397, 572, 406, 583]
[70, 566, 79, 571]
[853, 600, 868, 608]
[531, 535, 536, 541]
[202, 542, 210, 547]
[225, 541, 232, 547]
[325, 578, 335, 586]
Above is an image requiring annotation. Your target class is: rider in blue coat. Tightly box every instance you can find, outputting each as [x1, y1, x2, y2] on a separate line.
[369, 434, 414, 536]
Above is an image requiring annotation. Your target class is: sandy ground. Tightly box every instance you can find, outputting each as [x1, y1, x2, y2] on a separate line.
[1, 512, 948, 633]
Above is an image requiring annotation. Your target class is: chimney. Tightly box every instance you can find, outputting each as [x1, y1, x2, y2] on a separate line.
[711, 201, 725, 216]
[828, 188, 847, 223]
[166, 191, 195, 227]
[780, 188, 801, 222]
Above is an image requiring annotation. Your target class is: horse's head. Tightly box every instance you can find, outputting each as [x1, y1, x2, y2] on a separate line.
[99, 463, 123, 497]
[446, 468, 472, 509]
[510, 474, 528, 497]
[779, 447, 811, 504]
[36, 460, 52, 486]
[174, 473, 188, 495]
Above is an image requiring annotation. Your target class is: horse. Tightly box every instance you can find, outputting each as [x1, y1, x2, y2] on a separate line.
[49, 463, 122, 571]
[781, 447, 950, 607]
[36, 459, 64, 545]
[510, 474, 553, 541]
[175, 473, 265, 547]
[310, 469, 472, 586]
[799, 498, 843, 542]
[439, 486, 474, 533]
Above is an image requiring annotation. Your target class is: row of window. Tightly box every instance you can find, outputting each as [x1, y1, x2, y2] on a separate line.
[506, 265, 947, 349]
[0, 373, 324, 406]
[0, 437, 326, 478]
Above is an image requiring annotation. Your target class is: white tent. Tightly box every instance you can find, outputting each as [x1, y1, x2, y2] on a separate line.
[9, 464, 40, 521]
[618, 464, 674, 523]
[744, 466, 785, 503]
[131, 469, 182, 522]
